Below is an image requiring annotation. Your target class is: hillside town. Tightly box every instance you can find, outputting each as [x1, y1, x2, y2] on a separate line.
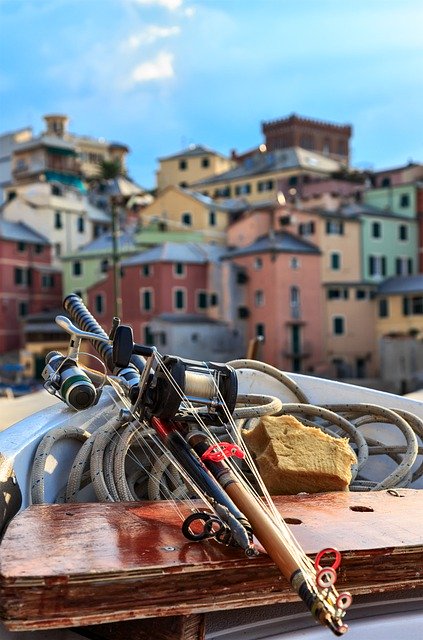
[1, 112, 423, 394]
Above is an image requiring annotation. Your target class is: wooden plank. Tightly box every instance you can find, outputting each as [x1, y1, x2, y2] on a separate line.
[0, 490, 422, 631]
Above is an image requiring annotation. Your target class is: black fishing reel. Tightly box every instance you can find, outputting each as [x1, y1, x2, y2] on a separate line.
[112, 325, 238, 424]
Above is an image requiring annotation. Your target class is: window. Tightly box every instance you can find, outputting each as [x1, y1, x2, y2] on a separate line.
[409, 296, 423, 315]
[402, 296, 423, 316]
[254, 290, 264, 307]
[54, 211, 62, 229]
[256, 323, 265, 338]
[173, 262, 186, 277]
[235, 183, 251, 195]
[322, 138, 331, 155]
[55, 243, 61, 257]
[100, 259, 109, 273]
[141, 288, 153, 311]
[378, 299, 389, 318]
[14, 267, 27, 286]
[95, 294, 104, 315]
[214, 186, 231, 197]
[197, 291, 208, 310]
[179, 159, 187, 170]
[210, 293, 219, 306]
[290, 257, 300, 269]
[209, 211, 216, 227]
[298, 221, 315, 236]
[326, 220, 344, 235]
[356, 289, 367, 300]
[396, 257, 413, 275]
[174, 288, 186, 310]
[142, 264, 152, 277]
[381, 177, 391, 187]
[333, 316, 345, 335]
[181, 212, 192, 226]
[201, 157, 209, 168]
[371, 221, 382, 238]
[290, 286, 300, 318]
[254, 257, 263, 270]
[369, 255, 386, 277]
[35, 244, 44, 254]
[330, 252, 341, 270]
[77, 216, 85, 233]
[399, 224, 408, 241]
[327, 288, 348, 300]
[238, 306, 250, 319]
[42, 274, 55, 288]
[257, 180, 274, 192]
[18, 301, 28, 317]
[400, 193, 410, 208]
[143, 325, 154, 346]
[72, 261, 82, 277]
[17, 241, 26, 252]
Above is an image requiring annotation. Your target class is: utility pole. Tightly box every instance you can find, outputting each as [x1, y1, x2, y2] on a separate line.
[111, 195, 123, 319]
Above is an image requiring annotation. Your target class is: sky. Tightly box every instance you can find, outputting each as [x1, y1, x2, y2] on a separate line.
[1, 0, 422, 189]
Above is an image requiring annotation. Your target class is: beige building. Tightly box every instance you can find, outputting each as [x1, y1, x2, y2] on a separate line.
[139, 185, 245, 243]
[2, 114, 130, 194]
[2, 182, 111, 265]
[156, 144, 233, 192]
[191, 147, 344, 205]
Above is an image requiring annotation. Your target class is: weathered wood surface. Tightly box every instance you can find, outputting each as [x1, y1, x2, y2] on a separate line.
[0, 490, 422, 631]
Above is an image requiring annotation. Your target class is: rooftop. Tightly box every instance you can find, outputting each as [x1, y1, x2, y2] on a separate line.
[223, 231, 320, 259]
[192, 147, 343, 187]
[122, 241, 226, 267]
[0, 219, 50, 244]
[377, 275, 423, 296]
[158, 144, 228, 162]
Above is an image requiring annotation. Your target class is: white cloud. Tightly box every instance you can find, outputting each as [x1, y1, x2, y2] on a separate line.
[129, 0, 183, 10]
[130, 51, 175, 83]
[126, 25, 180, 48]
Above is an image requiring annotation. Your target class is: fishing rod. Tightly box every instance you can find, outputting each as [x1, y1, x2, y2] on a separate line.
[41, 294, 352, 635]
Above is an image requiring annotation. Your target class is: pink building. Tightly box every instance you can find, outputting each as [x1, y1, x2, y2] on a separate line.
[0, 220, 62, 353]
[223, 232, 324, 372]
[87, 243, 226, 346]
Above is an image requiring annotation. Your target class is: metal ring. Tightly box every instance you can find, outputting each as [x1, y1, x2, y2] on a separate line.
[181, 512, 212, 541]
[316, 567, 337, 588]
[336, 592, 353, 610]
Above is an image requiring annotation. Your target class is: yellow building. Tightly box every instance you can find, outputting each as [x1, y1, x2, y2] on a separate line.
[191, 147, 344, 204]
[156, 145, 233, 192]
[139, 185, 245, 244]
[376, 275, 423, 339]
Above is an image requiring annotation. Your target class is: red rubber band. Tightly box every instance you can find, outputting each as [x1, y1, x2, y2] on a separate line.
[314, 547, 341, 571]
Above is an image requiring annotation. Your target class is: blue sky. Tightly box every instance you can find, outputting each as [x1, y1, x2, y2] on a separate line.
[1, 0, 422, 188]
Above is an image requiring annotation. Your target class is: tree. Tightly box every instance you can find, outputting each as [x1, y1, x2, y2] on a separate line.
[97, 158, 125, 180]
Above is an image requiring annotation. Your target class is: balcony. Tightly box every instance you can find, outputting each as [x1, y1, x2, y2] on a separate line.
[283, 340, 312, 359]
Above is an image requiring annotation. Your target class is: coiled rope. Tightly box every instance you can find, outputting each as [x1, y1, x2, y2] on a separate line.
[30, 361, 422, 504]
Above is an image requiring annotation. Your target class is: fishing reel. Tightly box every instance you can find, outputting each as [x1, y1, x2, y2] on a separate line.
[112, 325, 238, 424]
[42, 316, 108, 411]
[42, 351, 100, 411]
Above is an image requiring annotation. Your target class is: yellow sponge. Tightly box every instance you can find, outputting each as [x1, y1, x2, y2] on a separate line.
[242, 414, 356, 495]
